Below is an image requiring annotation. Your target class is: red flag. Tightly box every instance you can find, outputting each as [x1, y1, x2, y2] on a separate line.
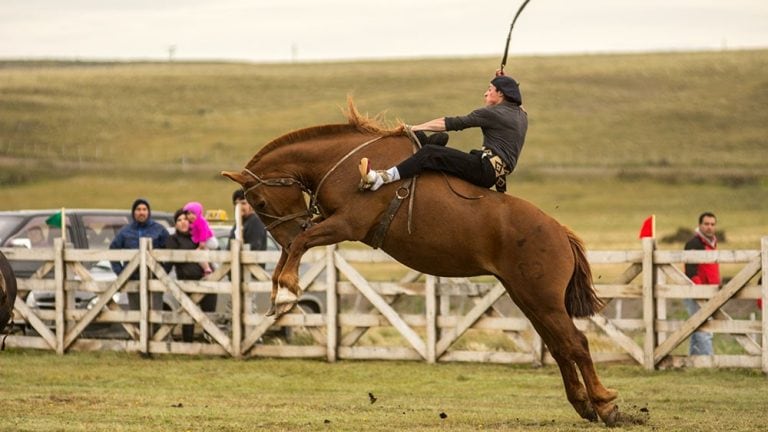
[638, 215, 655, 239]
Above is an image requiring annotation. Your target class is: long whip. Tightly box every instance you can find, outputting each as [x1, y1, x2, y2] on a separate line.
[500, 0, 532, 73]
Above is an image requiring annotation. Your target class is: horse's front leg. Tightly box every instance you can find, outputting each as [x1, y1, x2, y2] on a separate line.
[265, 249, 289, 317]
[272, 218, 353, 315]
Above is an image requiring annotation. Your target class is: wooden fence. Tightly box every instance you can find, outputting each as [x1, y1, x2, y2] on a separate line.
[2, 237, 766, 372]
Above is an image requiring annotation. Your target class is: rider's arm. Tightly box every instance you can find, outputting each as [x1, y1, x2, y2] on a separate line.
[411, 118, 446, 132]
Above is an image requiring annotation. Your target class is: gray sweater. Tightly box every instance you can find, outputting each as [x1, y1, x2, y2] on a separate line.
[444, 101, 528, 172]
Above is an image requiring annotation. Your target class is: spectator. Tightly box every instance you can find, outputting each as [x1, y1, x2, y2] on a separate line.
[165, 209, 215, 343]
[684, 211, 720, 356]
[27, 226, 49, 247]
[229, 189, 267, 253]
[183, 202, 217, 275]
[109, 198, 169, 314]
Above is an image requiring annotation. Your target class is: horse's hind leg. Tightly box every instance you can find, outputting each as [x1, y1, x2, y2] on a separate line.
[533, 310, 619, 425]
[513, 298, 599, 422]
[503, 284, 618, 425]
[552, 347, 599, 422]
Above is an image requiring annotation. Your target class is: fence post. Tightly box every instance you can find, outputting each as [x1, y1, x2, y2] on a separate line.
[54, 238, 65, 355]
[642, 237, 657, 370]
[425, 275, 437, 364]
[761, 236, 767, 374]
[139, 238, 149, 355]
[326, 245, 338, 362]
[230, 239, 242, 359]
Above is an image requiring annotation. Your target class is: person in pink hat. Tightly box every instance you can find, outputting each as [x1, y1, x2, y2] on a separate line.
[183, 201, 218, 276]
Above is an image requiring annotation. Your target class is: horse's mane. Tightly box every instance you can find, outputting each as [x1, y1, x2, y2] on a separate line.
[246, 98, 404, 167]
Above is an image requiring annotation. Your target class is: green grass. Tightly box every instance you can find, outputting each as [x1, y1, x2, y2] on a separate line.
[1, 50, 767, 249]
[1, 350, 767, 431]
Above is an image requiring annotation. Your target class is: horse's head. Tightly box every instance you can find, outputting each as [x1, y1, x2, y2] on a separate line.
[222, 169, 311, 249]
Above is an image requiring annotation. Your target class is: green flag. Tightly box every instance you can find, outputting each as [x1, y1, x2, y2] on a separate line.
[46, 208, 66, 242]
[45, 211, 62, 227]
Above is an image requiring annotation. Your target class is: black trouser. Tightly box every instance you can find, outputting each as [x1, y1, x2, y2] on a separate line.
[396, 145, 496, 188]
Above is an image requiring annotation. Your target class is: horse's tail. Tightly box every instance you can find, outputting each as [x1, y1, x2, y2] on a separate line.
[564, 226, 604, 318]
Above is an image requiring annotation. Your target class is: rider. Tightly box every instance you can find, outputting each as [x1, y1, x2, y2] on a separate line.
[359, 71, 528, 193]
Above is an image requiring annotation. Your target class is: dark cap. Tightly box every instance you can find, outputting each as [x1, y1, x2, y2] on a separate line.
[131, 198, 151, 220]
[490, 76, 522, 105]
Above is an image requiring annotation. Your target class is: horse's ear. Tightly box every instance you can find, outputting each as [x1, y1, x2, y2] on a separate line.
[221, 170, 249, 185]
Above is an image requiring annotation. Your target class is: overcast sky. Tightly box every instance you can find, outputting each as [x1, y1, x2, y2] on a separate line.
[1, 0, 766, 62]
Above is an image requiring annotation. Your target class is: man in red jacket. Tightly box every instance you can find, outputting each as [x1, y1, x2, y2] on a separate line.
[684, 212, 720, 355]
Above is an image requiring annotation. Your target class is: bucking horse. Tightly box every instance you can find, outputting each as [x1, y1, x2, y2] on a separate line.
[223, 100, 636, 426]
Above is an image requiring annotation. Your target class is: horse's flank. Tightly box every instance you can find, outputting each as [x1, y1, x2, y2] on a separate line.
[245, 98, 404, 168]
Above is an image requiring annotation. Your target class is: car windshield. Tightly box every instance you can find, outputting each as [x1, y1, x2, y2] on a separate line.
[2, 215, 74, 248]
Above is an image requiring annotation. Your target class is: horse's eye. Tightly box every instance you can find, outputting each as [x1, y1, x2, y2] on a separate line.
[249, 198, 266, 211]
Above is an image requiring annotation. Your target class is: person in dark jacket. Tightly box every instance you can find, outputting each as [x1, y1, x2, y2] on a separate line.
[684, 211, 720, 355]
[229, 189, 267, 253]
[109, 198, 169, 313]
[359, 72, 528, 193]
[165, 209, 216, 342]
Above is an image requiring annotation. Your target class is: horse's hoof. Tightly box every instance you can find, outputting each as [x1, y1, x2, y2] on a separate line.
[579, 405, 599, 423]
[599, 404, 620, 427]
[275, 287, 298, 306]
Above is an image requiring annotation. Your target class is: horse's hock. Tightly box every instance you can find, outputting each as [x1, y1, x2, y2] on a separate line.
[0, 236, 766, 373]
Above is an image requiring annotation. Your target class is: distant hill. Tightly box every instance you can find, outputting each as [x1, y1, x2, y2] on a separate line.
[1, 50, 766, 177]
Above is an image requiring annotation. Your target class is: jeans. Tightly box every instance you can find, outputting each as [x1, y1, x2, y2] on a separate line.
[684, 298, 713, 355]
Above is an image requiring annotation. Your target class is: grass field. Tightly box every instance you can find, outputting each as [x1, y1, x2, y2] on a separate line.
[1, 50, 767, 250]
[1, 350, 767, 431]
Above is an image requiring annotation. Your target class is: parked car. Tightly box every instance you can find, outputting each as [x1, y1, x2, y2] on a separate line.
[0, 208, 324, 339]
[0, 209, 174, 329]
[0, 208, 174, 261]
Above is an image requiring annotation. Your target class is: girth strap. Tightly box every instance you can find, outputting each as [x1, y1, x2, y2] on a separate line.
[369, 178, 414, 249]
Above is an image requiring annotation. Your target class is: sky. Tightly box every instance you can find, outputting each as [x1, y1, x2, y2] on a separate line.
[1, 0, 767, 62]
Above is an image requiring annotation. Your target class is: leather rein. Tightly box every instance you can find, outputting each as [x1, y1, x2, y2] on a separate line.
[241, 136, 384, 231]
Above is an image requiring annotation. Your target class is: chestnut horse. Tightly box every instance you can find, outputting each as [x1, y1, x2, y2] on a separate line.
[223, 102, 624, 426]
[0, 250, 17, 335]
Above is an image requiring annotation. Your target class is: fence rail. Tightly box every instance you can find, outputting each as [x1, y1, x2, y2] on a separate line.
[2, 236, 766, 372]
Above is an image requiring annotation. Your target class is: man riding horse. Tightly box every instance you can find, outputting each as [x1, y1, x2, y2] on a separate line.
[359, 72, 527, 194]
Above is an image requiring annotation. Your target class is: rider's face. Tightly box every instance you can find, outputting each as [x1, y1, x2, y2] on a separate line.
[484, 84, 504, 106]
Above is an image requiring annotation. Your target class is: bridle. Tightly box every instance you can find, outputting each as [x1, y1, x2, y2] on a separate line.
[240, 135, 384, 231]
[241, 170, 313, 231]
